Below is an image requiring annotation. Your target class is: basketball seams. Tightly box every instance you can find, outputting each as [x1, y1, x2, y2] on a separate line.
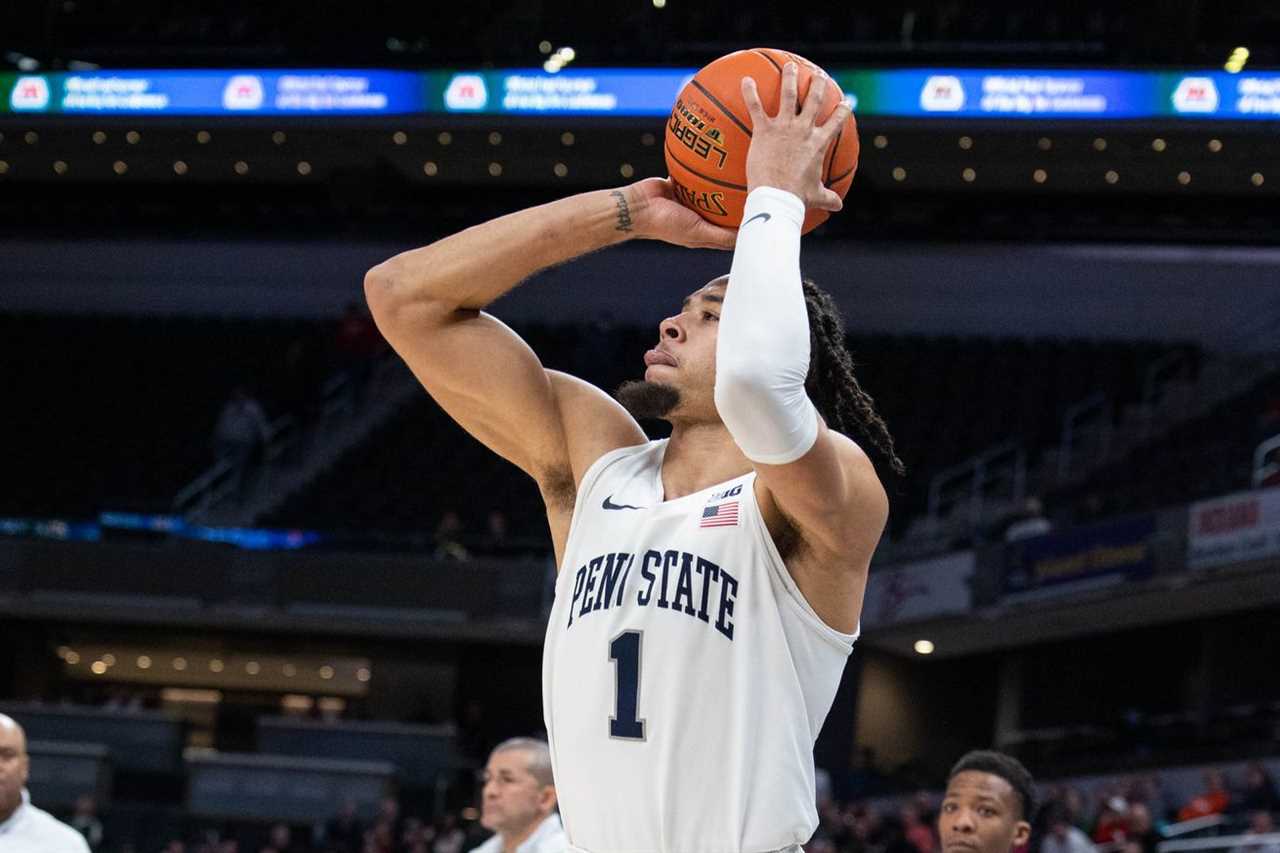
[665, 143, 749, 191]
[753, 49, 783, 74]
[688, 78, 753, 140]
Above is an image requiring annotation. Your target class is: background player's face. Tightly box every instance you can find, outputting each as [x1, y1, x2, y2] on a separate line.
[0, 715, 29, 819]
[479, 748, 554, 836]
[938, 770, 1030, 853]
[648, 277, 728, 420]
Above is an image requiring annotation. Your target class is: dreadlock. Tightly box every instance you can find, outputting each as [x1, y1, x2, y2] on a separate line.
[801, 279, 905, 477]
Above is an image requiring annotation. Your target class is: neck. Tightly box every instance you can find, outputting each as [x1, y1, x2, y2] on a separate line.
[661, 420, 752, 500]
[0, 793, 22, 825]
[500, 816, 545, 853]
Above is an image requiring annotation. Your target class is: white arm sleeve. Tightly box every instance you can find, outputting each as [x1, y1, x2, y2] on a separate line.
[713, 186, 820, 465]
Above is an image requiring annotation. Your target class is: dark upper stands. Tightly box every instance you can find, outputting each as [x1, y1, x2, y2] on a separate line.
[0, 313, 332, 518]
[14, 310, 1266, 550]
[265, 325, 1186, 545]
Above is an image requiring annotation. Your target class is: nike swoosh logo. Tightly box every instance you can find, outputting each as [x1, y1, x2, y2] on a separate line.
[602, 496, 644, 511]
[743, 212, 771, 226]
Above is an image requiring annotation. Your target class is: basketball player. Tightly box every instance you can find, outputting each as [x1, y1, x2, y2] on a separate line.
[366, 64, 902, 853]
[938, 751, 1036, 853]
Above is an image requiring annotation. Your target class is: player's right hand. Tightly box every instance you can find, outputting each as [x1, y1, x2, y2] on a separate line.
[624, 178, 738, 251]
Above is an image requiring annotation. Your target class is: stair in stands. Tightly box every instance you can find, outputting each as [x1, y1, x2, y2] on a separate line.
[192, 355, 422, 529]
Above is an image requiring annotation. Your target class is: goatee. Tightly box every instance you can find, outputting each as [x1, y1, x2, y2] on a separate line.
[616, 380, 680, 420]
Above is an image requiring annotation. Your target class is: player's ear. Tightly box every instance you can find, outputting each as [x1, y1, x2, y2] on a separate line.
[540, 785, 558, 813]
[1013, 820, 1031, 849]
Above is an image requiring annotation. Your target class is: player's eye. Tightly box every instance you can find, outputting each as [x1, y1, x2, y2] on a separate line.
[703, 311, 719, 322]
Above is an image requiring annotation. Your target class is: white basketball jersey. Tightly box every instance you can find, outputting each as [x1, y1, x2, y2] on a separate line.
[542, 439, 859, 853]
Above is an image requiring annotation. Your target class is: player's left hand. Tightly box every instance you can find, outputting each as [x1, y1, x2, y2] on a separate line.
[740, 63, 848, 212]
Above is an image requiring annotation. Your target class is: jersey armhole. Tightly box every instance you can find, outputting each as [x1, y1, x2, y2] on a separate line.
[557, 441, 657, 574]
[744, 478, 860, 653]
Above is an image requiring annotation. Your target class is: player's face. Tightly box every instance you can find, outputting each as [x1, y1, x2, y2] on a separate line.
[0, 718, 29, 819]
[938, 771, 1030, 853]
[480, 748, 552, 836]
[646, 277, 727, 417]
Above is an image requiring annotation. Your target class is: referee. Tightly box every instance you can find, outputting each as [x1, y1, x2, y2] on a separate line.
[0, 713, 91, 852]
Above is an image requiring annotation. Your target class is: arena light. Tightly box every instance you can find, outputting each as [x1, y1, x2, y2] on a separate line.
[1225, 46, 1249, 73]
[653, 0, 667, 7]
[913, 639, 936, 655]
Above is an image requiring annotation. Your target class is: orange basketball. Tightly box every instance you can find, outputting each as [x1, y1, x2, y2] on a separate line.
[665, 48, 859, 235]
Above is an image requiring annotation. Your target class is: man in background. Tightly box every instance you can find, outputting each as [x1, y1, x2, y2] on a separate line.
[471, 738, 565, 853]
[0, 713, 92, 852]
[938, 750, 1036, 853]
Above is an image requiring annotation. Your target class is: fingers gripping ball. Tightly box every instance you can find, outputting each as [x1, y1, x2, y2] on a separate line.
[665, 47, 859, 235]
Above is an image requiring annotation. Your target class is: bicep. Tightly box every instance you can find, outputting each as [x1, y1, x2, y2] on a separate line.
[754, 425, 888, 563]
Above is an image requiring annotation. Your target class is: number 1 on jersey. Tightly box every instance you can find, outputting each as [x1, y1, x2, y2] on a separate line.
[608, 630, 646, 740]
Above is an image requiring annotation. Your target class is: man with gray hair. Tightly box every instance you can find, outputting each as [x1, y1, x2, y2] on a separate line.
[0, 713, 91, 852]
[472, 738, 566, 853]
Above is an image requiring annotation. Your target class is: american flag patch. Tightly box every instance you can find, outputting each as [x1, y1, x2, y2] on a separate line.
[700, 501, 739, 528]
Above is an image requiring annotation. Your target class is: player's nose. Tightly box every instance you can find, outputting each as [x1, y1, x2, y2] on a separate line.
[659, 315, 685, 341]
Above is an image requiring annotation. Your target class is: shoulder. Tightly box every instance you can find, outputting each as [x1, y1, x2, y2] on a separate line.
[470, 835, 502, 853]
[529, 815, 568, 853]
[26, 806, 90, 853]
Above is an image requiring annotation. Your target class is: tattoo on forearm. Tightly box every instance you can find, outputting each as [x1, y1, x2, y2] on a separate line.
[610, 190, 633, 233]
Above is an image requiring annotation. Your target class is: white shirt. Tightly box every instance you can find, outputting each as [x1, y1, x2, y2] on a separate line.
[0, 790, 92, 853]
[1041, 827, 1097, 853]
[543, 441, 857, 853]
[470, 814, 567, 853]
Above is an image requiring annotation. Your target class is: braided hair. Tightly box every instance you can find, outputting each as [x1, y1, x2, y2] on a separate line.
[802, 278, 905, 477]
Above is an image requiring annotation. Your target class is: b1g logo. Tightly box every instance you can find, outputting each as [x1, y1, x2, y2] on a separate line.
[223, 75, 265, 110]
[1172, 77, 1219, 113]
[10, 76, 51, 111]
[670, 177, 728, 218]
[669, 99, 729, 169]
[920, 75, 965, 112]
[445, 74, 487, 111]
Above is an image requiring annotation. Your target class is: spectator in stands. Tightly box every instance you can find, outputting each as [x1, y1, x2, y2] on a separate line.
[1004, 497, 1053, 542]
[1125, 803, 1160, 853]
[471, 738, 566, 853]
[481, 510, 510, 553]
[260, 823, 301, 853]
[1092, 796, 1128, 846]
[212, 385, 272, 500]
[435, 813, 466, 853]
[161, 841, 186, 853]
[1236, 763, 1280, 816]
[434, 511, 470, 562]
[902, 803, 937, 853]
[938, 751, 1035, 853]
[69, 794, 104, 850]
[1233, 812, 1279, 853]
[323, 800, 364, 853]
[1041, 803, 1096, 853]
[0, 713, 91, 852]
[332, 301, 384, 404]
[1178, 769, 1231, 822]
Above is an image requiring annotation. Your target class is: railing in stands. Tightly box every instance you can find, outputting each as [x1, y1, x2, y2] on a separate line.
[172, 414, 296, 517]
[1160, 815, 1230, 842]
[1059, 391, 1113, 478]
[926, 440, 1026, 528]
[1158, 830, 1279, 853]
